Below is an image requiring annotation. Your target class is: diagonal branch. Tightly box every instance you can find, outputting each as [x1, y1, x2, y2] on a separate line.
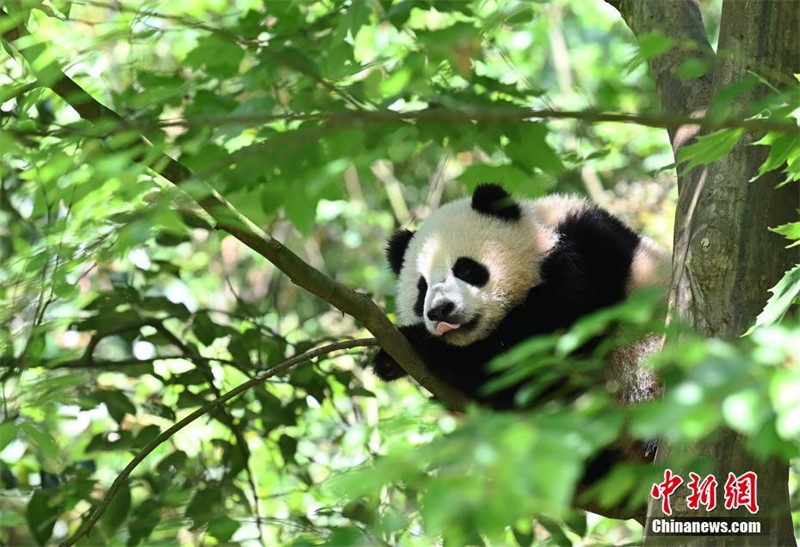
[0, 9, 470, 411]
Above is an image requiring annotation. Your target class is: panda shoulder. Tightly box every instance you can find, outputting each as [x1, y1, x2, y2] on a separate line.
[525, 194, 591, 229]
[525, 193, 670, 290]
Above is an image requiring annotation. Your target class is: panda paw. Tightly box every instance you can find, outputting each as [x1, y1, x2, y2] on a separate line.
[371, 349, 408, 381]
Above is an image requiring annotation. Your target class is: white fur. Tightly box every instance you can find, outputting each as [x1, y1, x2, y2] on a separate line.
[628, 236, 671, 292]
[529, 194, 589, 228]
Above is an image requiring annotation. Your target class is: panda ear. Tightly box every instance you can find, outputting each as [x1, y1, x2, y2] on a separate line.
[386, 229, 415, 275]
[471, 183, 521, 221]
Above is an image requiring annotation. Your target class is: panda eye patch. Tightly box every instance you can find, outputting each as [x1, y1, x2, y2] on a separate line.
[413, 276, 427, 317]
[453, 257, 489, 287]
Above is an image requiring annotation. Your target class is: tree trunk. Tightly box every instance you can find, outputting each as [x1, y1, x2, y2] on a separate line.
[615, 0, 800, 544]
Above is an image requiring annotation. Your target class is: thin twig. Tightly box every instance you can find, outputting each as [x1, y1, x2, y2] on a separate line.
[60, 338, 378, 547]
[4, 107, 798, 138]
[0, 80, 39, 104]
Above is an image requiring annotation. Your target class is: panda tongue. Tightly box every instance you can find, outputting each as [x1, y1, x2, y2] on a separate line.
[436, 321, 461, 335]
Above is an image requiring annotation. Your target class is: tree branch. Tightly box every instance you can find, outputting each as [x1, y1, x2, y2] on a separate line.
[0, 9, 470, 411]
[60, 338, 378, 547]
[5, 108, 798, 141]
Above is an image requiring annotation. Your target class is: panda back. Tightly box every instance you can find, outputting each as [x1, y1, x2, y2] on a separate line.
[556, 205, 642, 310]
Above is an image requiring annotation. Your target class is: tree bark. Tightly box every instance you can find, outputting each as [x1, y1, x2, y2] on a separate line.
[615, 0, 800, 544]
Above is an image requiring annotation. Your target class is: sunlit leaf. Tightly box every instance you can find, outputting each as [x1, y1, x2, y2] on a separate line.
[747, 264, 800, 333]
[753, 132, 800, 177]
[677, 129, 743, 171]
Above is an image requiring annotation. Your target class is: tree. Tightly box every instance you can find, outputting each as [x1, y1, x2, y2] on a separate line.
[613, 1, 799, 544]
[0, 1, 798, 545]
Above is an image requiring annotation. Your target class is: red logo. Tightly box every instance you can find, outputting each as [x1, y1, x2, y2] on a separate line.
[650, 470, 758, 515]
[687, 472, 718, 511]
[724, 472, 759, 514]
[651, 469, 684, 516]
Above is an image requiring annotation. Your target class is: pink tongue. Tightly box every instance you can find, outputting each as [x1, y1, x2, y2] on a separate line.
[436, 321, 461, 335]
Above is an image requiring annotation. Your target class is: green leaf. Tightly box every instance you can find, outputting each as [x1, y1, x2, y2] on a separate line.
[709, 76, 760, 118]
[0, 509, 25, 528]
[747, 264, 800, 333]
[20, 423, 58, 460]
[186, 486, 223, 528]
[387, 0, 423, 27]
[0, 422, 18, 452]
[101, 482, 132, 536]
[278, 434, 298, 464]
[770, 371, 800, 439]
[128, 502, 161, 545]
[677, 129, 743, 171]
[563, 511, 587, 537]
[192, 313, 220, 346]
[325, 526, 365, 546]
[184, 35, 245, 79]
[208, 516, 241, 542]
[284, 188, 318, 235]
[506, 8, 535, 26]
[27, 490, 56, 546]
[133, 424, 161, 448]
[380, 68, 411, 96]
[636, 31, 675, 61]
[675, 58, 711, 80]
[512, 523, 535, 546]
[753, 132, 800, 177]
[184, 90, 238, 118]
[93, 390, 137, 424]
[770, 222, 800, 243]
[537, 516, 572, 547]
[722, 389, 767, 435]
[86, 430, 136, 452]
[505, 123, 564, 175]
[269, 46, 321, 78]
[157, 450, 188, 473]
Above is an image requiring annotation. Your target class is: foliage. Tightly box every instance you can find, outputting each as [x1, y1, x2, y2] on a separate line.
[0, 0, 798, 545]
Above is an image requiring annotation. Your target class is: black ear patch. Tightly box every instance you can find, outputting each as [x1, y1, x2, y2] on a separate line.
[471, 183, 521, 221]
[386, 229, 415, 275]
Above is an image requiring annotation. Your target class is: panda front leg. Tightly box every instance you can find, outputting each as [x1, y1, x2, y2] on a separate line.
[371, 323, 471, 383]
[371, 324, 434, 381]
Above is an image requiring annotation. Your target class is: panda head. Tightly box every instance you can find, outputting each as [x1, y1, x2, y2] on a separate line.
[387, 184, 557, 347]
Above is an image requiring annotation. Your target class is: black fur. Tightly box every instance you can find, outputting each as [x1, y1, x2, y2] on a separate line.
[453, 257, 490, 287]
[386, 229, 415, 275]
[471, 183, 521, 221]
[413, 277, 427, 317]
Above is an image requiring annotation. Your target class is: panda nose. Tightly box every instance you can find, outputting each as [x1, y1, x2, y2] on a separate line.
[427, 301, 455, 322]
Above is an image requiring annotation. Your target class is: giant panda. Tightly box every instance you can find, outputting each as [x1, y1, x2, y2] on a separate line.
[370, 183, 669, 501]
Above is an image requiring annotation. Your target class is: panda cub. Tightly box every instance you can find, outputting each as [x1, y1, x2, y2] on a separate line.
[371, 183, 668, 410]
